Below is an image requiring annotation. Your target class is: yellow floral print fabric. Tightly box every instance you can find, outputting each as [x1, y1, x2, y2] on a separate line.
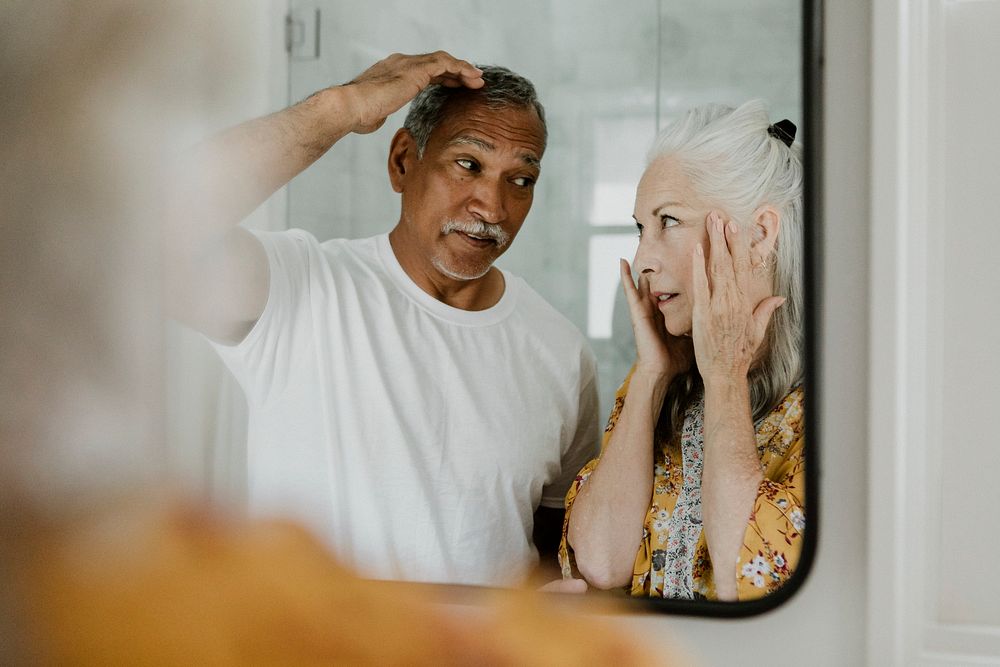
[558, 369, 805, 601]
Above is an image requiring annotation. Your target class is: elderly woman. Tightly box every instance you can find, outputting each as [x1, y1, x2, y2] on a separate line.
[560, 101, 804, 601]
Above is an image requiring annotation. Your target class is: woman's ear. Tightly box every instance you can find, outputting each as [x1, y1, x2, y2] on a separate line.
[751, 206, 781, 258]
[387, 128, 416, 193]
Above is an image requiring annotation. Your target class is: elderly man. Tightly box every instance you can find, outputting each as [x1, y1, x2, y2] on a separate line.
[169, 51, 599, 587]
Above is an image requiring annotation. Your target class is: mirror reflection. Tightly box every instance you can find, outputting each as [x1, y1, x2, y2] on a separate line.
[166, 0, 807, 605]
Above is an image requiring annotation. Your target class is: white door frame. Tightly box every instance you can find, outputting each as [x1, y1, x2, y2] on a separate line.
[869, 1, 1000, 664]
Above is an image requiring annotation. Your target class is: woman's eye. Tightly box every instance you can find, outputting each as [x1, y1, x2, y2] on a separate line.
[635, 223, 644, 237]
[661, 214, 680, 228]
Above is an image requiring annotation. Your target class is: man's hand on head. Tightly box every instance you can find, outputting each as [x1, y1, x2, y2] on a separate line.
[340, 51, 484, 135]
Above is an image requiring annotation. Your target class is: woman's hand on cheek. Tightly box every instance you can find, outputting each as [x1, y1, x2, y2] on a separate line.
[690, 211, 785, 385]
[620, 258, 694, 379]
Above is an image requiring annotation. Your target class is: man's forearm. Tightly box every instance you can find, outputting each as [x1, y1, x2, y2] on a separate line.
[179, 86, 354, 245]
[164, 86, 356, 340]
[162, 51, 484, 340]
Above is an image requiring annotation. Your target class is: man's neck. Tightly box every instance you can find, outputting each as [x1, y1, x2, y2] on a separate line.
[387, 226, 505, 311]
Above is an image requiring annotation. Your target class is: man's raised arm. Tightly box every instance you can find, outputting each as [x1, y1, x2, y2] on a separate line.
[166, 52, 484, 344]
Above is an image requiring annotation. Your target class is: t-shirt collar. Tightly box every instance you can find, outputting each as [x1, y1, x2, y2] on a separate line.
[375, 233, 518, 326]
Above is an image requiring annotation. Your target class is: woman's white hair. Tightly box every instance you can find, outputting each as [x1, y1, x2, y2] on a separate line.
[647, 100, 804, 429]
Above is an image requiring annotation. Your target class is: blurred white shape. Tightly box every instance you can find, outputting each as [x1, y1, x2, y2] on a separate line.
[587, 234, 639, 339]
[589, 182, 637, 226]
[587, 114, 652, 226]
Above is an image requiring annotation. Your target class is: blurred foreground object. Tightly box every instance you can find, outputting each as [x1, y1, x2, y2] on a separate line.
[0, 1, 675, 664]
[13, 502, 664, 665]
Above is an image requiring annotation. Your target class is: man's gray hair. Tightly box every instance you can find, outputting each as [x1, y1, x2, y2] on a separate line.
[403, 65, 547, 157]
[647, 100, 804, 432]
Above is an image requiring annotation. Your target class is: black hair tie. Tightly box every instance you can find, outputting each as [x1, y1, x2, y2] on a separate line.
[767, 119, 796, 147]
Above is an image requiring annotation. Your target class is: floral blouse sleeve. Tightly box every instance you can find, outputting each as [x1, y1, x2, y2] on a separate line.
[734, 387, 806, 601]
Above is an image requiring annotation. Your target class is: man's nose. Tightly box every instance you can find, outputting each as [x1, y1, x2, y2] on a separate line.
[467, 178, 507, 224]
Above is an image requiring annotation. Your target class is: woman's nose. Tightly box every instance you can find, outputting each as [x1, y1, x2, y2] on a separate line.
[633, 239, 661, 274]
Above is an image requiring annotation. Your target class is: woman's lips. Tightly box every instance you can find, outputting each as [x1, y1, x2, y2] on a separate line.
[653, 291, 679, 307]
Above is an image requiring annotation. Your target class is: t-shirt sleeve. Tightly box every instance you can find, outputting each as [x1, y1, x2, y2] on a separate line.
[734, 392, 806, 601]
[209, 228, 321, 403]
[539, 346, 601, 509]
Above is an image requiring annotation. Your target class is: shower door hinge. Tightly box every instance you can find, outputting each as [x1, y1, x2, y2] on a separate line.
[285, 7, 320, 61]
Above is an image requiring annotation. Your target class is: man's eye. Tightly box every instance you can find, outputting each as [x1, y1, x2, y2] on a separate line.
[635, 223, 644, 237]
[512, 176, 535, 187]
[456, 159, 477, 171]
[661, 214, 680, 228]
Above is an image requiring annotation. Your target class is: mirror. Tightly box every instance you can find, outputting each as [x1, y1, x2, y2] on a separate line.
[165, 0, 820, 615]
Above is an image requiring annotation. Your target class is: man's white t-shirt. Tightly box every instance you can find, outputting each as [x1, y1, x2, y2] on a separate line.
[212, 229, 599, 587]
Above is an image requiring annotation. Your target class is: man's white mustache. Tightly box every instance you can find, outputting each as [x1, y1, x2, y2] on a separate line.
[441, 219, 509, 248]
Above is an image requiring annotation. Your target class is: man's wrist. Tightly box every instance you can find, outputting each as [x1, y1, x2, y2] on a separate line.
[303, 85, 359, 138]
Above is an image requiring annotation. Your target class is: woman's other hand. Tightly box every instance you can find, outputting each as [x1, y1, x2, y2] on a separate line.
[620, 258, 694, 379]
[537, 577, 589, 594]
[690, 211, 785, 384]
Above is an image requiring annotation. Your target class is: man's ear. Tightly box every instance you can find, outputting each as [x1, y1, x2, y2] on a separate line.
[387, 128, 417, 193]
[751, 205, 781, 259]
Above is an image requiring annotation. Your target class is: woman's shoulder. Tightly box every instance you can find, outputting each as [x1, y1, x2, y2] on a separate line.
[777, 384, 804, 414]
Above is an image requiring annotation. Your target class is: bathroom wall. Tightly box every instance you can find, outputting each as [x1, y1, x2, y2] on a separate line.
[285, 0, 801, 421]
[168, 3, 881, 662]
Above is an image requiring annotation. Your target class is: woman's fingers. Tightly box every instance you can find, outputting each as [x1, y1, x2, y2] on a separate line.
[622, 259, 674, 374]
[637, 271, 651, 303]
[726, 217, 753, 284]
[621, 258, 653, 324]
[707, 210, 756, 292]
[753, 295, 787, 337]
[706, 212, 734, 286]
[538, 578, 588, 594]
[621, 258, 653, 307]
[691, 242, 710, 320]
[620, 258, 639, 307]
[621, 258, 658, 328]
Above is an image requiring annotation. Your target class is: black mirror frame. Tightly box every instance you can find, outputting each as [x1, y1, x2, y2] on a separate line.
[629, 0, 824, 618]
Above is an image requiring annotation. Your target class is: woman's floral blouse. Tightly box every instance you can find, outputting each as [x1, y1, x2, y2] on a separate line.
[558, 369, 805, 601]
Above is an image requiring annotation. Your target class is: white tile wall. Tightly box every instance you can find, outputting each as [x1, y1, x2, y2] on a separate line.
[286, 0, 801, 428]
